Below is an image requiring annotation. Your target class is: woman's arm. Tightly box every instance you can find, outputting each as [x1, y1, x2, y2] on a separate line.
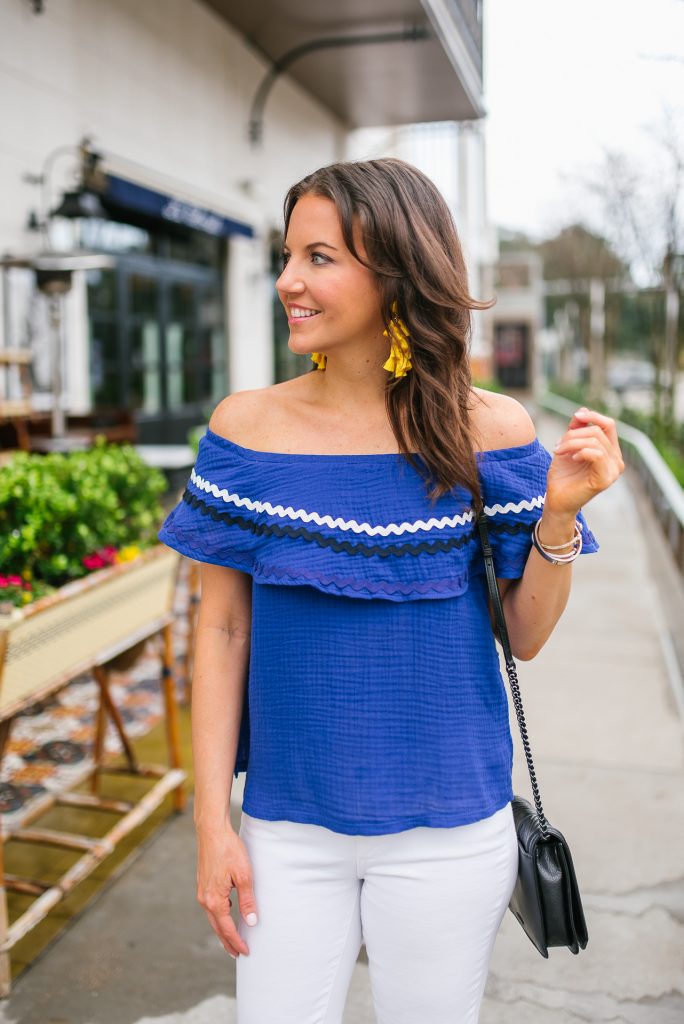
[495, 507, 578, 660]
[488, 406, 624, 661]
[192, 561, 259, 959]
[192, 562, 252, 830]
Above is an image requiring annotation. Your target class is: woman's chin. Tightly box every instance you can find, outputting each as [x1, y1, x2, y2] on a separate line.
[288, 340, 317, 357]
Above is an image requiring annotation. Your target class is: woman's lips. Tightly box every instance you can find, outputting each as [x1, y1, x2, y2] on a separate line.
[286, 311, 321, 323]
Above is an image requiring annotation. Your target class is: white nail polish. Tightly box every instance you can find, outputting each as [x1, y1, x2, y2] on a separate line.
[246, 912, 258, 926]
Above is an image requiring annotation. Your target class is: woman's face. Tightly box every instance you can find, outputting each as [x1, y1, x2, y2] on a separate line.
[276, 194, 385, 361]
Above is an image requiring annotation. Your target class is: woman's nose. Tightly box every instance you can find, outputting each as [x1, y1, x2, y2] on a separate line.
[274, 260, 305, 292]
[276, 264, 304, 294]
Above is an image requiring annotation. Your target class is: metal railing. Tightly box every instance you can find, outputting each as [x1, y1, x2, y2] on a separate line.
[537, 391, 684, 579]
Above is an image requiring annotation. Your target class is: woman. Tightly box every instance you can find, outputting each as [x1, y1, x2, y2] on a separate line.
[159, 158, 624, 1023]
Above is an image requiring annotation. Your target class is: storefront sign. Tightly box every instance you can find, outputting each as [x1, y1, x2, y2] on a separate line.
[103, 174, 254, 239]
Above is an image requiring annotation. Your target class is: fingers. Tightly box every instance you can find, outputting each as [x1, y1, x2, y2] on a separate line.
[195, 828, 259, 962]
[554, 424, 612, 456]
[572, 447, 604, 462]
[557, 408, 625, 471]
[571, 406, 618, 439]
[205, 904, 250, 959]
[572, 445, 622, 487]
[236, 878, 259, 929]
[571, 408, 624, 459]
[197, 878, 251, 958]
[554, 437, 605, 460]
[553, 433, 624, 487]
[198, 887, 252, 958]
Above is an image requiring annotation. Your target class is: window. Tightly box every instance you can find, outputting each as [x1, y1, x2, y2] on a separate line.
[86, 248, 227, 442]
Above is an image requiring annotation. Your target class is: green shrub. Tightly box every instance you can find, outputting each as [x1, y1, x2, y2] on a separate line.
[472, 377, 505, 394]
[660, 442, 684, 485]
[187, 423, 207, 455]
[0, 438, 168, 588]
[545, 380, 612, 415]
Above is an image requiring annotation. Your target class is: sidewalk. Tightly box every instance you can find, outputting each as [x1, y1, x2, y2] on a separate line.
[1, 413, 682, 1024]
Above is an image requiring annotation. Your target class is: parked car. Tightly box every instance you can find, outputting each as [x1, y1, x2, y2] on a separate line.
[607, 358, 656, 392]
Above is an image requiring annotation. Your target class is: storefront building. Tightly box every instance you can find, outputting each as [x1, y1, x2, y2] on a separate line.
[0, 0, 487, 446]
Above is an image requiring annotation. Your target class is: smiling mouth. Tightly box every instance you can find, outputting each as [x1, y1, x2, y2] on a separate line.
[289, 306, 321, 321]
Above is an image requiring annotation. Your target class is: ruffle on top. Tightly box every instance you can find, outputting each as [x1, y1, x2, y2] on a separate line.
[157, 427, 599, 600]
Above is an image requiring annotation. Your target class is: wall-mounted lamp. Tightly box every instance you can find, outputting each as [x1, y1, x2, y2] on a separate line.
[23, 137, 105, 245]
[51, 188, 106, 220]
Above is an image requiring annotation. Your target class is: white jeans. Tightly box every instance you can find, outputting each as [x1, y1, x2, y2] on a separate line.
[235, 802, 518, 1024]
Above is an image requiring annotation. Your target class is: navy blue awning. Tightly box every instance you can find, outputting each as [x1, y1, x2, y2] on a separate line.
[102, 173, 254, 239]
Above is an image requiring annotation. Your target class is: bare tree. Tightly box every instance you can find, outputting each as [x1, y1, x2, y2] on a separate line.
[537, 223, 627, 282]
[580, 106, 684, 427]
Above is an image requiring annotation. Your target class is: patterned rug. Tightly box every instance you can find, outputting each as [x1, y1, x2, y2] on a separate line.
[0, 558, 193, 830]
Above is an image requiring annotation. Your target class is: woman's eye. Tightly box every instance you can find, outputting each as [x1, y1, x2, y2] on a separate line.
[280, 251, 329, 269]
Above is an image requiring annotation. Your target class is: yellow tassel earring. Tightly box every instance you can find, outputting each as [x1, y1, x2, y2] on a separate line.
[311, 352, 327, 370]
[383, 302, 412, 378]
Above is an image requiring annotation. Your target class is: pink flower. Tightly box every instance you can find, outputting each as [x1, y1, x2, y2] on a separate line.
[83, 554, 106, 570]
[95, 546, 117, 565]
[7, 575, 22, 586]
[0, 577, 8, 588]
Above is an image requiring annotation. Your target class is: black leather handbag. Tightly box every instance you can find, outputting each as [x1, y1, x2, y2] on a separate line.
[477, 512, 589, 958]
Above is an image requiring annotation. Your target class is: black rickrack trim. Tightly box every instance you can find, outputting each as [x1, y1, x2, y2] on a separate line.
[181, 490, 533, 559]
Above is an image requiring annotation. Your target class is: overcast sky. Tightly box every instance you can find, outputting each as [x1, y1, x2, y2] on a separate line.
[483, 0, 684, 241]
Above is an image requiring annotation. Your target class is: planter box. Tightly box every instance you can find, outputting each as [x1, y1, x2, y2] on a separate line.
[0, 544, 181, 718]
[0, 543, 186, 997]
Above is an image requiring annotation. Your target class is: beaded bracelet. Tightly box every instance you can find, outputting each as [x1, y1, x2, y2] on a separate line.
[531, 519, 583, 564]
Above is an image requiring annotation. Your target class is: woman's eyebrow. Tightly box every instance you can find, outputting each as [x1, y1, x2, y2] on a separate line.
[282, 241, 338, 252]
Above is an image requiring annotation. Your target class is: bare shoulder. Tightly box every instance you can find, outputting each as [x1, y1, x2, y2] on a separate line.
[469, 387, 537, 452]
[207, 387, 271, 445]
[207, 379, 302, 447]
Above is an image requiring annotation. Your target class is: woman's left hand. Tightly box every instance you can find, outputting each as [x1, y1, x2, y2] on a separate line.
[546, 407, 625, 516]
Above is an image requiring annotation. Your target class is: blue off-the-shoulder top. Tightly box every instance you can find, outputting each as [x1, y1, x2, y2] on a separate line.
[159, 427, 599, 836]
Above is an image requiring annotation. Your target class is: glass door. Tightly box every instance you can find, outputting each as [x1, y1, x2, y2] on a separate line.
[87, 254, 227, 443]
[128, 272, 162, 416]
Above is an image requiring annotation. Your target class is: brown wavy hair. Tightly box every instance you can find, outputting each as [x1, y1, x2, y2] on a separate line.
[283, 158, 496, 513]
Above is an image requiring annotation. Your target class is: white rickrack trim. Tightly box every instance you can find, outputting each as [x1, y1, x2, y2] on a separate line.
[483, 495, 545, 516]
[190, 469, 551, 537]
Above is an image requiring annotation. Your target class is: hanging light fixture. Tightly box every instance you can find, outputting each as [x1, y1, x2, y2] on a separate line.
[50, 187, 107, 220]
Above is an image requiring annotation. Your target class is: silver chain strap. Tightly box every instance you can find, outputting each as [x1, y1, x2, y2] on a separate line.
[477, 512, 550, 840]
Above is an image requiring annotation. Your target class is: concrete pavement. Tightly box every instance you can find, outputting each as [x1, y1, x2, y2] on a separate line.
[1, 412, 682, 1024]
[479, 414, 684, 1023]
